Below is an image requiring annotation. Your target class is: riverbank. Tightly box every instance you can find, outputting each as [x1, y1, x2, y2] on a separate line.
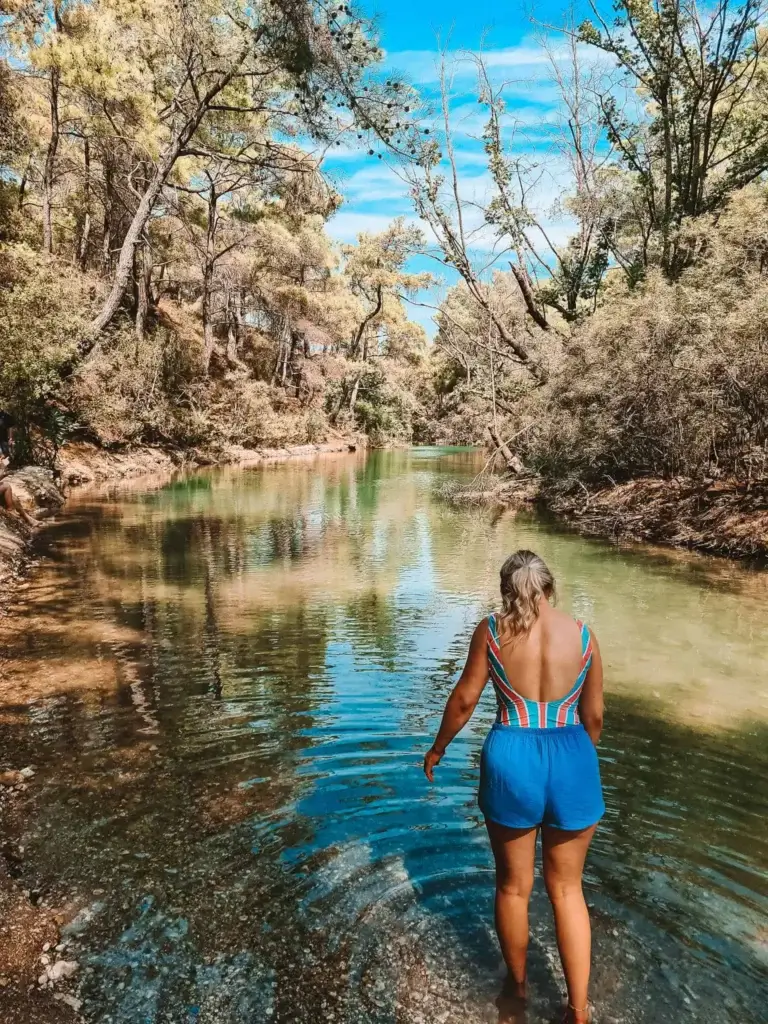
[59, 437, 360, 486]
[0, 467, 67, 607]
[440, 474, 768, 561]
[1, 438, 360, 611]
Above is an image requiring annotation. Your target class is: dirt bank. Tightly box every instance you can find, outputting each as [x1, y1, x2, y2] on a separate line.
[543, 477, 768, 560]
[59, 437, 360, 486]
[440, 474, 768, 561]
[0, 466, 82, 1021]
[0, 467, 66, 611]
[1, 438, 360, 607]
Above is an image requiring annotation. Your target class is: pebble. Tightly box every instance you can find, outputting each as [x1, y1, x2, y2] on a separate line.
[19, 766, 36, 779]
[54, 993, 83, 1011]
[38, 959, 79, 987]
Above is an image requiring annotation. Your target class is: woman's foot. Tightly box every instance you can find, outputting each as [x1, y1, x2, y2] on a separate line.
[496, 975, 527, 1023]
[501, 974, 527, 1000]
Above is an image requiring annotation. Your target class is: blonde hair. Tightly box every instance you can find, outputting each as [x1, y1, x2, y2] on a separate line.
[498, 550, 555, 638]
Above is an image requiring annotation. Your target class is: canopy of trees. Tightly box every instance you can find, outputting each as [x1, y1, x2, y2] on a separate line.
[414, 0, 768, 488]
[1, 0, 767, 493]
[0, 0, 434, 458]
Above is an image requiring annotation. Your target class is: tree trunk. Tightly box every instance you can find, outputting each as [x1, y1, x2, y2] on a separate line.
[42, 65, 60, 254]
[226, 291, 238, 362]
[348, 371, 363, 415]
[17, 157, 31, 211]
[272, 316, 292, 385]
[281, 330, 298, 387]
[508, 262, 549, 334]
[487, 424, 525, 475]
[89, 141, 182, 339]
[225, 290, 248, 370]
[77, 137, 91, 271]
[101, 163, 114, 277]
[87, 47, 249, 341]
[201, 183, 219, 374]
[350, 284, 383, 359]
[202, 268, 215, 373]
[135, 238, 152, 344]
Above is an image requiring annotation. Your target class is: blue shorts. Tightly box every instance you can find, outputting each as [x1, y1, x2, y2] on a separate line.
[479, 723, 605, 831]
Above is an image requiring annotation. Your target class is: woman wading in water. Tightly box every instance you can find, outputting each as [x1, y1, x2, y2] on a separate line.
[424, 551, 605, 1023]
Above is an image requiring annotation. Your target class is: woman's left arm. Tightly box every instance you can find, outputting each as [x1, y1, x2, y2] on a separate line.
[424, 619, 489, 782]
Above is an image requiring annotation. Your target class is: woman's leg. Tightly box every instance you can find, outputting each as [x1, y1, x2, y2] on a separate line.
[486, 820, 538, 993]
[541, 825, 597, 1017]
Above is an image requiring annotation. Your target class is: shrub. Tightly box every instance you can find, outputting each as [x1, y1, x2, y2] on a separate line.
[0, 245, 96, 464]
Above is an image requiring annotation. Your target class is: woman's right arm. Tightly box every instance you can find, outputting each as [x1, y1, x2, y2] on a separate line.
[424, 619, 489, 781]
[579, 631, 604, 745]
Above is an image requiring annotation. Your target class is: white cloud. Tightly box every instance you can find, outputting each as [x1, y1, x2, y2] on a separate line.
[385, 42, 558, 85]
[326, 210, 422, 243]
[332, 162, 412, 205]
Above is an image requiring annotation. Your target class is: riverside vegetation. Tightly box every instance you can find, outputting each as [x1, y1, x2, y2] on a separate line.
[1, 0, 767, 556]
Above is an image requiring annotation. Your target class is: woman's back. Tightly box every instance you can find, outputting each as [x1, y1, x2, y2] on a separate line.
[494, 604, 586, 704]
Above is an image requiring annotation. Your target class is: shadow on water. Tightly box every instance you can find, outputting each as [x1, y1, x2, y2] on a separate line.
[0, 449, 766, 1024]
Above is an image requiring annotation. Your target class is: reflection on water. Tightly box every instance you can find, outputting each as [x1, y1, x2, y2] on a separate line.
[1, 449, 767, 1023]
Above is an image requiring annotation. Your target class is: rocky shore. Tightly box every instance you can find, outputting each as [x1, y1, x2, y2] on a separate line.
[0, 767, 83, 1022]
[439, 474, 768, 561]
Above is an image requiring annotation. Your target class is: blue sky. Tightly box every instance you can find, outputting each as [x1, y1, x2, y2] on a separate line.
[321, 0, 599, 337]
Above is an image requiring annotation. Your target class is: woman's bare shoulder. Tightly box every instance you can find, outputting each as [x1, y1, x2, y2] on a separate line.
[548, 606, 583, 626]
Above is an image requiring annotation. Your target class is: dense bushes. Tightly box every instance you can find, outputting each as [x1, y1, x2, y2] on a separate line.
[425, 185, 768, 488]
[527, 268, 768, 484]
[0, 245, 97, 463]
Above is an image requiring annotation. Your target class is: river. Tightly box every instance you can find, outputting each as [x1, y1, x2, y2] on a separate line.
[2, 448, 767, 1023]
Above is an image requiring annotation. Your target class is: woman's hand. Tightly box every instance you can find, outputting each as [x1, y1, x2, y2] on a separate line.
[423, 746, 444, 782]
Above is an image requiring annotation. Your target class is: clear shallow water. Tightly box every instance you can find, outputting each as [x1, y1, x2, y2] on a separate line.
[1, 448, 767, 1023]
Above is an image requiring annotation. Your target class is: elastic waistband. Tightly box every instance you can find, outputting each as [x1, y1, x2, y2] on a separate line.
[490, 723, 586, 736]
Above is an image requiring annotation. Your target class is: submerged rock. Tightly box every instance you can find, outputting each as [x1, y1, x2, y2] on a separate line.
[38, 959, 79, 987]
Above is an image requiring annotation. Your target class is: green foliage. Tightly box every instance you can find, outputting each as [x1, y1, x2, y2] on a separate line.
[352, 366, 415, 445]
[430, 184, 768, 484]
[0, 244, 92, 465]
[578, 0, 768, 280]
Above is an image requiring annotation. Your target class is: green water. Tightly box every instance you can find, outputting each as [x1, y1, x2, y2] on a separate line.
[2, 448, 767, 1023]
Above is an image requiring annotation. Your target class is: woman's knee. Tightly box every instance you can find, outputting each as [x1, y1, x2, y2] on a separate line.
[543, 868, 583, 904]
[496, 868, 534, 900]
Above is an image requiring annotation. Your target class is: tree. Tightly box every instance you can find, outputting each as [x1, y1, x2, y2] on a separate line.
[405, 49, 584, 384]
[342, 218, 430, 361]
[71, 0, 421, 339]
[580, 0, 768, 280]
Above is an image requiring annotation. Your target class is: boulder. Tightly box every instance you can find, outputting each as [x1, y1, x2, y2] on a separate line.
[3, 466, 65, 517]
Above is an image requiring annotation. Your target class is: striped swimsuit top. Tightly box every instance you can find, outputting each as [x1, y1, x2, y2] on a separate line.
[487, 613, 593, 728]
